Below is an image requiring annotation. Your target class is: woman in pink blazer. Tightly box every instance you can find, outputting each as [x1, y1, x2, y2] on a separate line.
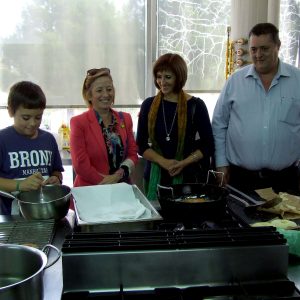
[70, 68, 138, 187]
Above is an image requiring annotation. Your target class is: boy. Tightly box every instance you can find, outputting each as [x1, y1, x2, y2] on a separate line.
[0, 81, 64, 215]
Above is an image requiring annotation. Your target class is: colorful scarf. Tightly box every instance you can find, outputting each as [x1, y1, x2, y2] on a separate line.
[146, 90, 187, 200]
[95, 111, 123, 172]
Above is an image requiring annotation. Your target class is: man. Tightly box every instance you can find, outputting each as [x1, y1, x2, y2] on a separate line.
[212, 22, 300, 193]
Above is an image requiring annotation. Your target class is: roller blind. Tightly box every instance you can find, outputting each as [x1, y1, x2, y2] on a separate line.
[0, 0, 146, 107]
[0, 0, 298, 108]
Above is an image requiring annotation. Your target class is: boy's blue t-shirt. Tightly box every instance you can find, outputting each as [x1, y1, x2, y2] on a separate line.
[0, 126, 64, 214]
[0, 126, 64, 179]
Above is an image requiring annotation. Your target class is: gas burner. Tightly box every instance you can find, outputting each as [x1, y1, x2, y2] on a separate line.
[199, 220, 223, 229]
[156, 221, 219, 231]
[155, 210, 242, 231]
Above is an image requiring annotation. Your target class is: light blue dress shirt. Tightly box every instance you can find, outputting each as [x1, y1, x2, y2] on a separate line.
[212, 60, 300, 171]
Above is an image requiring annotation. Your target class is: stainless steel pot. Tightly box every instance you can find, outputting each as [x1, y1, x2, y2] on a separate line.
[0, 185, 71, 220]
[0, 243, 60, 300]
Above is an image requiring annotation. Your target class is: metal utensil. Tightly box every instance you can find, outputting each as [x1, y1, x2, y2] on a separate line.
[157, 184, 175, 199]
[39, 186, 45, 202]
[226, 184, 281, 209]
[229, 193, 281, 209]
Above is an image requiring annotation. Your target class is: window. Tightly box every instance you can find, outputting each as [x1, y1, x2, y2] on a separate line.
[157, 0, 231, 91]
[279, 0, 300, 67]
[0, 0, 299, 111]
[0, 0, 146, 107]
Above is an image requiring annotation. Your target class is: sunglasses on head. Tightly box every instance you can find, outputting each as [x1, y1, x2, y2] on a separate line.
[86, 68, 110, 76]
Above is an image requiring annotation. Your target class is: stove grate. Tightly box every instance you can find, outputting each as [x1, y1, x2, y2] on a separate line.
[62, 226, 286, 253]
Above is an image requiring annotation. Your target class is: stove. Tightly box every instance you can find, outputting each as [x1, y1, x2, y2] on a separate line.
[62, 227, 289, 293]
[61, 192, 300, 299]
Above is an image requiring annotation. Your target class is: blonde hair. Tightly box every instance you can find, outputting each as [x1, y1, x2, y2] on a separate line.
[82, 68, 114, 107]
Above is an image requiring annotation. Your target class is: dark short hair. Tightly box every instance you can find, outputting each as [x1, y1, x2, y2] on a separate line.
[153, 53, 188, 93]
[248, 22, 280, 45]
[8, 81, 46, 114]
[82, 68, 114, 107]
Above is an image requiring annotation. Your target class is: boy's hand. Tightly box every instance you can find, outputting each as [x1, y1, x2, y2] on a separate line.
[19, 172, 44, 192]
[43, 176, 61, 185]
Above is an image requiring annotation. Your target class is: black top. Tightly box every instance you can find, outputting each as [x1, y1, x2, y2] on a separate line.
[136, 96, 215, 184]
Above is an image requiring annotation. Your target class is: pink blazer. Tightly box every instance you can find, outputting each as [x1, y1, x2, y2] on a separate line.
[70, 108, 138, 187]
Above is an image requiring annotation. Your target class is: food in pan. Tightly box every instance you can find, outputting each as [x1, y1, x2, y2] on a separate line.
[181, 197, 207, 203]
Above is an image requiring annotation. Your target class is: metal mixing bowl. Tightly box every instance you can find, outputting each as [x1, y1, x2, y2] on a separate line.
[17, 185, 71, 220]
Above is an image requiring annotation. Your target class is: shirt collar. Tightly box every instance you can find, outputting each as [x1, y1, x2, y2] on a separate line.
[245, 59, 290, 80]
[94, 109, 117, 126]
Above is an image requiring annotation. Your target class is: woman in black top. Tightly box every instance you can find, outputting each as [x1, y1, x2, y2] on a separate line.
[136, 53, 214, 200]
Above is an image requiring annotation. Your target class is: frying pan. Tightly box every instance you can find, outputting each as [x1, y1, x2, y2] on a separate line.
[157, 183, 229, 221]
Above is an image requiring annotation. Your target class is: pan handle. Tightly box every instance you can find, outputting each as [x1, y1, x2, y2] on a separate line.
[228, 193, 250, 207]
[157, 184, 174, 199]
[226, 184, 264, 205]
[42, 244, 61, 268]
[206, 170, 224, 187]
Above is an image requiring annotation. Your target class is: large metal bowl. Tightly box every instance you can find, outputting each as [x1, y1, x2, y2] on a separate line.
[17, 185, 71, 220]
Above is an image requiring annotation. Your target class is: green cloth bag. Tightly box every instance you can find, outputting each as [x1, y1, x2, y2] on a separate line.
[277, 229, 300, 257]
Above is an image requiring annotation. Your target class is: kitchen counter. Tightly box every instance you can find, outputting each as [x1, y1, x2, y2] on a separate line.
[1, 212, 300, 299]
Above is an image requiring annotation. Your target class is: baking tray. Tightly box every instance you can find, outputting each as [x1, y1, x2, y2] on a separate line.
[73, 185, 162, 232]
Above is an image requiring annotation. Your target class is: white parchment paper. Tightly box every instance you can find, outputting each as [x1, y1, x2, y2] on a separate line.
[72, 183, 151, 223]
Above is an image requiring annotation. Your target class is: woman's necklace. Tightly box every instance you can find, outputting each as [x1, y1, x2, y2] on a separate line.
[162, 99, 178, 142]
